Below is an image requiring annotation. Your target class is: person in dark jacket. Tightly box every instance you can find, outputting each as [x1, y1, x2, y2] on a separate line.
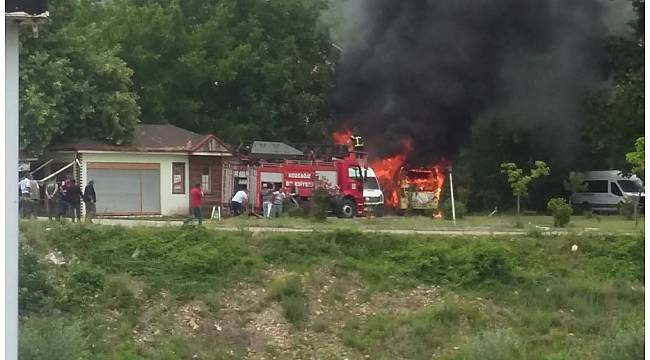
[57, 179, 68, 221]
[65, 179, 83, 222]
[83, 179, 96, 223]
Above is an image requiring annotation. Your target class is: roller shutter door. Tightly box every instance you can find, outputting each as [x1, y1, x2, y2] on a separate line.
[87, 163, 161, 214]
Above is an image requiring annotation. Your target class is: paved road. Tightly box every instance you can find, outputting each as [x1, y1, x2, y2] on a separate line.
[79, 218, 593, 236]
[36, 218, 639, 236]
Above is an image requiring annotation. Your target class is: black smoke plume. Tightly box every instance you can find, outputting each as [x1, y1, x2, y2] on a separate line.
[329, 0, 630, 164]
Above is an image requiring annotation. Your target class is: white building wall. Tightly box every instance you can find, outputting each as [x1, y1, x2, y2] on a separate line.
[80, 152, 190, 216]
[4, 20, 20, 360]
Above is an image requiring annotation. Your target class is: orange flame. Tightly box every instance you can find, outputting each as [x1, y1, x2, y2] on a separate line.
[332, 130, 353, 145]
[331, 129, 449, 213]
[369, 139, 412, 207]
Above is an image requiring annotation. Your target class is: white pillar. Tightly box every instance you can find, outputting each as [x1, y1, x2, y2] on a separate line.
[449, 168, 456, 225]
[3, 19, 20, 360]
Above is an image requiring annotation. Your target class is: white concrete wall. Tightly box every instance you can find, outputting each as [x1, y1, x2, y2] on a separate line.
[4, 20, 20, 360]
[80, 152, 190, 216]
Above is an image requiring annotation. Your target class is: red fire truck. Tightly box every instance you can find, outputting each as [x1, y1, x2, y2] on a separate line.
[254, 152, 367, 218]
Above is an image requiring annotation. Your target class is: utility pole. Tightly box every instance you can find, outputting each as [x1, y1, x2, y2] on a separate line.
[448, 167, 456, 225]
[4, 4, 48, 359]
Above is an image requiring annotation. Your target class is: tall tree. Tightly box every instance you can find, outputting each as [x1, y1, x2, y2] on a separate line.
[19, 0, 140, 155]
[582, 0, 644, 170]
[94, 0, 336, 144]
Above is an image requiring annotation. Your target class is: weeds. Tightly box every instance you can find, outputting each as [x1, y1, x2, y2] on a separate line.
[342, 301, 465, 358]
[267, 275, 309, 327]
[454, 329, 526, 360]
[17, 223, 644, 360]
[596, 322, 644, 360]
[19, 316, 90, 360]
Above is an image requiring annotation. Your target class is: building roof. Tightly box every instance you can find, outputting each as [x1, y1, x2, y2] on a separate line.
[250, 141, 304, 157]
[49, 124, 231, 154]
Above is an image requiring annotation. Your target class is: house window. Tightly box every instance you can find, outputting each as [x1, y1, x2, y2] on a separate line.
[172, 162, 185, 194]
[201, 167, 211, 193]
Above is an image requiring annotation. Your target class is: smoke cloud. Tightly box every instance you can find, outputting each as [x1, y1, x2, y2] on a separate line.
[328, 0, 633, 164]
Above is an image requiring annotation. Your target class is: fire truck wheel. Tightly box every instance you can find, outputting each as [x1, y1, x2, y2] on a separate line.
[338, 199, 356, 219]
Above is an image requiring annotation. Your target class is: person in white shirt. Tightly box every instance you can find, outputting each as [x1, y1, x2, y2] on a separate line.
[18, 174, 32, 218]
[272, 187, 286, 218]
[230, 187, 248, 216]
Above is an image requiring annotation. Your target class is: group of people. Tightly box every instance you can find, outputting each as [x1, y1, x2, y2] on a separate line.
[18, 174, 97, 223]
[188, 183, 249, 225]
[261, 183, 289, 218]
[188, 183, 298, 223]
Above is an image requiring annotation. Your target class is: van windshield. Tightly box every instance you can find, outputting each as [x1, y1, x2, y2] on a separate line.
[364, 177, 380, 190]
[618, 180, 644, 193]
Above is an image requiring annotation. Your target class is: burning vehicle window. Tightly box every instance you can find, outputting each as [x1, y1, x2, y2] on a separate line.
[617, 180, 644, 193]
[404, 170, 436, 191]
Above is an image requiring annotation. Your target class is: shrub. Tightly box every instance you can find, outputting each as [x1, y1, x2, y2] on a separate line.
[459, 242, 514, 285]
[442, 198, 467, 220]
[310, 188, 330, 221]
[455, 329, 526, 360]
[597, 323, 644, 360]
[267, 275, 308, 327]
[58, 264, 106, 308]
[618, 199, 636, 220]
[19, 316, 90, 360]
[68, 264, 106, 296]
[547, 198, 572, 227]
[102, 277, 141, 314]
[19, 243, 54, 315]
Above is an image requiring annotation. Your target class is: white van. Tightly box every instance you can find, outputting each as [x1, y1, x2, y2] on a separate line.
[571, 170, 644, 212]
[363, 167, 385, 213]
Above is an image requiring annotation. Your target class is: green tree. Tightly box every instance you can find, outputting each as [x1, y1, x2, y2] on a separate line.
[582, 0, 644, 170]
[93, 0, 335, 145]
[19, 0, 140, 155]
[563, 172, 588, 206]
[500, 161, 550, 216]
[625, 136, 644, 227]
[626, 137, 645, 177]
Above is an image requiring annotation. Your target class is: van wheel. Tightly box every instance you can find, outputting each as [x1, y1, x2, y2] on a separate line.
[338, 199, 356, 219]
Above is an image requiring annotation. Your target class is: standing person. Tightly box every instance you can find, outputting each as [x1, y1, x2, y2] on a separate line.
[18, 174, 31, 218]
[29, 175, 40, 219]
[261, 183, 273, 218]
[272, 186, 285, 218]
[57, 179, 69, 221]
[83, 180, 97, 223]
[190, 183, 204, 225]
[66, 179, 83, 222]
[230, 186, 248, 216]
[44, 179, 59, 221]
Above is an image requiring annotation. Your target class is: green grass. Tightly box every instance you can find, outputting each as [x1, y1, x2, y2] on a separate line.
[210, 213, 644, 233]
[18, 221, 644, 359]
[267, 275, 309, 327]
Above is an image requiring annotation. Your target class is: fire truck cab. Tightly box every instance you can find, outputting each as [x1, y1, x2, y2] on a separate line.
[256, 153, 367, 218]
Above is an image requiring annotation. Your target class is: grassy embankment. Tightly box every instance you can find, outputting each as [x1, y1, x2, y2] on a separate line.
[19, 221, 644, 359]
